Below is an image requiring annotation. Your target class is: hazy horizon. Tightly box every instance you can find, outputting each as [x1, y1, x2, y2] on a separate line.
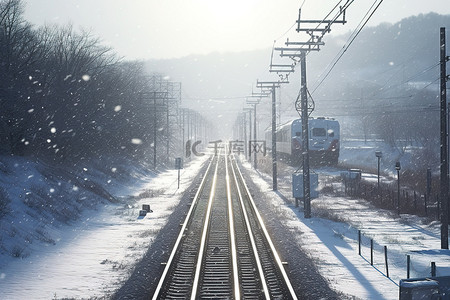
[24, 0, 450, 60]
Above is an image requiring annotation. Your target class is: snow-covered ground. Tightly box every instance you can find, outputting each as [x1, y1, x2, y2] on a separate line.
[0, 155, 208, 299]
[0, 140, 449, 299]
[249, 162, 450, 299]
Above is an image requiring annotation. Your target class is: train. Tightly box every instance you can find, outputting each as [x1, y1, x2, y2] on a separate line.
[265, 117, 340, 165]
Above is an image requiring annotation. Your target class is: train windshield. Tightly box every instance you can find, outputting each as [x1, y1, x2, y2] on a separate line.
[312, 128, 327, 137]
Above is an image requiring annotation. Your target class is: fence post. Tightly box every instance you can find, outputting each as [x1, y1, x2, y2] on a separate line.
[424, 194, 428, 216]
[370, 239, 373, 265]
[358, 230, 361, 256]
[407, 255, 410, 279]
[431, 262, 436, 277]
[384, 246, 389, 278]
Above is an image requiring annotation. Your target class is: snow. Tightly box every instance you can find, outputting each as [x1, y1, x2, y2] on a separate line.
[0, 155, 208, 299]
[0, 139, 449, 299]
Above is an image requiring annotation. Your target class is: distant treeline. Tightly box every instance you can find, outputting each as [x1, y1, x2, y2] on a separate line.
[0, 0, 171, 164]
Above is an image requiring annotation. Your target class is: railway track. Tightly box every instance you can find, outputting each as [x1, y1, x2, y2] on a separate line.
[152, 149, 297, 299]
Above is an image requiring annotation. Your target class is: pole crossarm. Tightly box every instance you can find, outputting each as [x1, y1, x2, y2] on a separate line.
[246, 98, 261, 104]
[269, 64, 296, 73]
[285, 40, 325, 47]
[250, 91, 271, 96]
[296, 7, 347, 37]
[275, 47, 321, 57]
[256, 80, 288, 92]
[247, 90, 270, 103]
[256, 81, 283, 88]
[273, 4, 352, 60]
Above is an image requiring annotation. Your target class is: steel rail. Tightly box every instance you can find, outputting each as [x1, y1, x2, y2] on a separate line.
[225, 150, 241, 299]
[190, 152, 221, 299]
[151, 156, 216, 300]
[229, 154, 271, 299]
[233, 155, 299, 299]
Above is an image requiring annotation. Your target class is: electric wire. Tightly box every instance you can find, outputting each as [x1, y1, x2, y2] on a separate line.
[273, 22, 297, 43]
[273, 0, 308, 44]
[309, 0, 348, 34]
[364, 63, 440, 101]
[311, 0, 385, 95]
[292, 0, 353, 61]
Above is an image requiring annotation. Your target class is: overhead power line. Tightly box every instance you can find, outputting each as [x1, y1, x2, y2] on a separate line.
[311, 0, 385, 94]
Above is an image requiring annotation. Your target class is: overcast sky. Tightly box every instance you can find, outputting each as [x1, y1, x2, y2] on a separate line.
[24, 0, 450, 60]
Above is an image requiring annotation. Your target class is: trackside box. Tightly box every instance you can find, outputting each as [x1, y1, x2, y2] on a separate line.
[292, 173, 319, 199]
[399, 276, 450, 300]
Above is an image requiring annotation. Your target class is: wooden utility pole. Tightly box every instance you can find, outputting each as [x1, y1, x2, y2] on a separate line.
[440, 27, 449, 249]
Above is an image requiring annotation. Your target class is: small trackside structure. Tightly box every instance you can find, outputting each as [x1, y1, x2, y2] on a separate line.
[341, 169, 362, 196]
[399, 276, 450, 299]
[292, 173, 319, 208]
[139, 204, 153, 217]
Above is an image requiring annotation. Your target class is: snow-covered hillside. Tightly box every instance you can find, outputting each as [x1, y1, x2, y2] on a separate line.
[0, 154, 208, 299]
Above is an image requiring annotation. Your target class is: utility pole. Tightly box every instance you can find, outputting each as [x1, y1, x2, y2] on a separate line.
[440, 27, 449, 249]
[244, 108, 252, 161]
[274, 46, 321, 219]
[271, 84, 279, 191]
[274, 6, 348, 218]
[243, 112, 248, 158]
[166, 93, 169, 158]
[187, 109, 190, 159]
[182, 108, 185, 158]
[254, 103, 257, 169]
[153, 91, 157, 169]
[300, 52, 311, 218]
[246, 94, 265, 169]
[257, 81, 287, 191]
